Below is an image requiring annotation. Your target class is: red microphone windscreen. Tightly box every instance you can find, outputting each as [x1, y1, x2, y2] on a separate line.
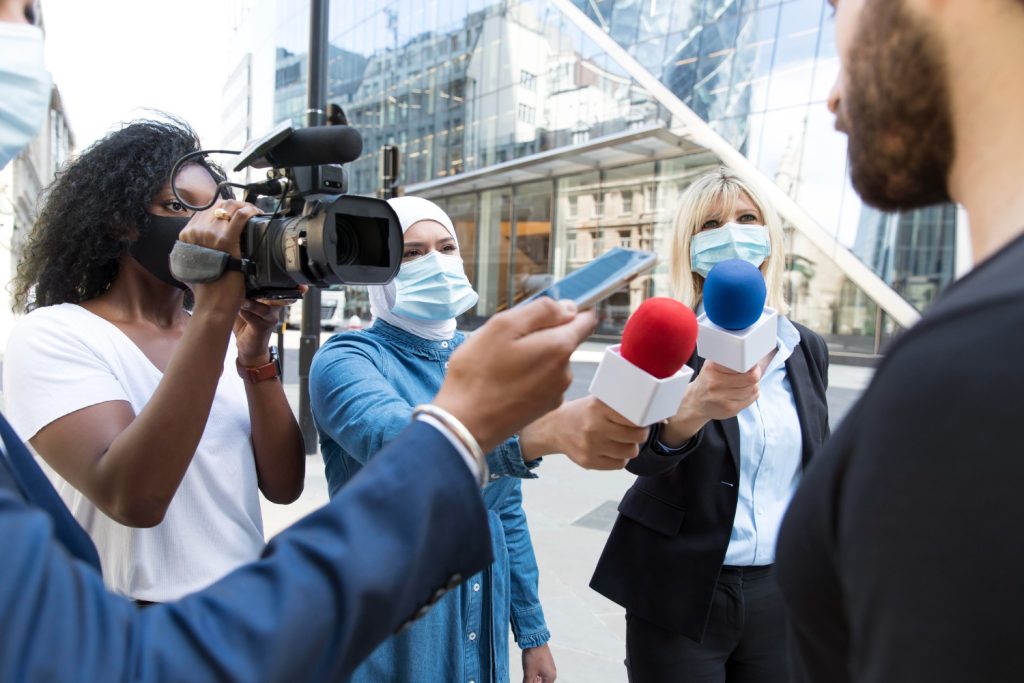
[620, 298, 699, 379]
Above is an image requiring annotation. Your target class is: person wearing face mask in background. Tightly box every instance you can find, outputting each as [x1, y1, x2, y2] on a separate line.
[310, 196, 558, 683]
[4, 115, 306, 603]
[0, 2, 600, 678]
[588, 168, 830, 683]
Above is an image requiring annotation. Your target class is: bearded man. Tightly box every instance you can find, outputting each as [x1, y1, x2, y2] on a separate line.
[776, 1, 1024, 681]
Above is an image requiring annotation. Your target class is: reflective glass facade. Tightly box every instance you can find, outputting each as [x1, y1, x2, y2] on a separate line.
[569, 0, 958, 314]
[226, 0, 960, 355]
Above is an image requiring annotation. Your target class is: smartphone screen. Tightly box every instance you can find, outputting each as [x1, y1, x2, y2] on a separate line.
[521, 248, 657, 309]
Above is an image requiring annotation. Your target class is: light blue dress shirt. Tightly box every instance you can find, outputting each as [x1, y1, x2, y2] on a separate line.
[723, 316, 804, 567]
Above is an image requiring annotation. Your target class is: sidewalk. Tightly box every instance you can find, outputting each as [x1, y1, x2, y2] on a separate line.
[266, 333, 873, 683]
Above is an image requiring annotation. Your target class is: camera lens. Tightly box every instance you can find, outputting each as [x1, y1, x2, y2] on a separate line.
[334, 219, 360, 267]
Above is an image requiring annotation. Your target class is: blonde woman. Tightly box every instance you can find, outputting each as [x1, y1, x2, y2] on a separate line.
[590, 168, 830, 682]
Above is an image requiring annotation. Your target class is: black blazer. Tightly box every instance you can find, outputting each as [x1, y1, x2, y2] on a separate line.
[590, 322, 830, 642]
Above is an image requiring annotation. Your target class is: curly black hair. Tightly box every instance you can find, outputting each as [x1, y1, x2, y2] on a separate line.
[12, 115, 222, 311]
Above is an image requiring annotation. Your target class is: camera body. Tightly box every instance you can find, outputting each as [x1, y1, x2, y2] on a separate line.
[233, 122, 402, 298]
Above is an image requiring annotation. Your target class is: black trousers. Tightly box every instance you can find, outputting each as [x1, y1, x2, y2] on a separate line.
[625, 565, 789, 683]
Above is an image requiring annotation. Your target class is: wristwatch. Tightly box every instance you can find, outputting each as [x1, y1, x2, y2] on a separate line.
[236, 346, 282, 383]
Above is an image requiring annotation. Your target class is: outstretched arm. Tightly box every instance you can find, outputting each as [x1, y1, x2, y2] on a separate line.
[0, 420, 491, 683]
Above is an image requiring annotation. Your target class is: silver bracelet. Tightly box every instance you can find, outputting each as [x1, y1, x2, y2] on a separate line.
[412, 404, 489, 487]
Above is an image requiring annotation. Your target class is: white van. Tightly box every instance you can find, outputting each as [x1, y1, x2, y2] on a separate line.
[286, 286, 347, 330]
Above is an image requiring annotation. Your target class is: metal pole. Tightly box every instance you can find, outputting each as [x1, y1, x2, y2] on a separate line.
[298, 0, 329, 454]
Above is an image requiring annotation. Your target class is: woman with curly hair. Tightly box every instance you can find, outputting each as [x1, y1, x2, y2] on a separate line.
[3, 117, 305, 602]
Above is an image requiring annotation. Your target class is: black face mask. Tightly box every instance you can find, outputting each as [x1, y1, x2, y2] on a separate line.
[129, 213, 191, 289]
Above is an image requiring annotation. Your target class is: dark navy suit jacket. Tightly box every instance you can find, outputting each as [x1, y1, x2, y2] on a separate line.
[0, 414, 491, 682]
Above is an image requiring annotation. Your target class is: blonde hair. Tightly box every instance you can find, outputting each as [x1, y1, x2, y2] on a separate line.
[669, 167, 788, 314]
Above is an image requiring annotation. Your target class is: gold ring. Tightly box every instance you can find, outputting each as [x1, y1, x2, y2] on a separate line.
[213, 208, 232, 221]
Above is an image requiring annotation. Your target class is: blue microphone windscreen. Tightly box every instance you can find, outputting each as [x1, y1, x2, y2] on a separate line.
[703, 259, 767, 331]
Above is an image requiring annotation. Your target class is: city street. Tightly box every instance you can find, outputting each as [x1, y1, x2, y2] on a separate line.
[267, 329, 873, 683]
[0, 327, 871, 682]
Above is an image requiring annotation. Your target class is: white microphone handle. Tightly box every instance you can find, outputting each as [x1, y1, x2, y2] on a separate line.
[588, 345, 694, 427]
[696, 308, 779, 372]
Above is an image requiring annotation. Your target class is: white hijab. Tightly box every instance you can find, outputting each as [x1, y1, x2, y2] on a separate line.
[369, 196, 471, 341]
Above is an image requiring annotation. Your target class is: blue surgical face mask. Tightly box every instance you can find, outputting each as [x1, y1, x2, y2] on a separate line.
[0, 23, 52, 169]
[690, 223, 771, 278]
[392, 251, 479, 321]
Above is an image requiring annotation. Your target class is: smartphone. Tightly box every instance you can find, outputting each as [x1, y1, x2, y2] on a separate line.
[520, 247, 658, 310]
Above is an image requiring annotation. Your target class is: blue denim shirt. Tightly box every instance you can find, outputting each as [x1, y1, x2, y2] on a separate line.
[310, 320, 550, 683]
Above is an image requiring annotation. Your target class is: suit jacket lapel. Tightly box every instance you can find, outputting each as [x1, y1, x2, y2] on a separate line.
[784, 341, 816, 467]
[690, 353, 742, 475]
[720, 417, 741, 475]
[0, 415, 102, 571]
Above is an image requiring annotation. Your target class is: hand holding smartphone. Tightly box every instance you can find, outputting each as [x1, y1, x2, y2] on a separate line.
[519, 248, 657, 310]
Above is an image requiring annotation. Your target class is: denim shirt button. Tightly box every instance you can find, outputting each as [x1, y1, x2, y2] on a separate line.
[468, 632, 477, 641]
[472, 582, 481, 592]
[440, 341, 449, 348]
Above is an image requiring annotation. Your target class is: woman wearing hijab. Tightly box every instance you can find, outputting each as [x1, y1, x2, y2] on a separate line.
[309, 196, 558, 683]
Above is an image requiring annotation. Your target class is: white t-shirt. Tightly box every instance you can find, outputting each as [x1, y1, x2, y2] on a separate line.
[2, 303, 264, 601]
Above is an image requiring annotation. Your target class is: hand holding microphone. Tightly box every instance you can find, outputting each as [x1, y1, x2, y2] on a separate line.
[519, 298, 699, 470]
[660, 260, 774, 446]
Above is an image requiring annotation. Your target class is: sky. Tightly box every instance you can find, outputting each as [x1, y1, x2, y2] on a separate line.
[42, 0, 232, 150]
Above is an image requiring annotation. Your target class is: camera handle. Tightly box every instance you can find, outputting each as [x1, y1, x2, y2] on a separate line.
[169, 241, 254, 284]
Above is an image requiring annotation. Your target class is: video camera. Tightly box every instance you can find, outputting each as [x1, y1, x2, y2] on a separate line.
[170, 121, 403, 299]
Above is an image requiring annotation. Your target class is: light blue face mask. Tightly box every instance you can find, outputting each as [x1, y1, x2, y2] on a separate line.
[392, 251, 479, 321]
[0, 23, 52, 169]
[690, 223, 771, 278]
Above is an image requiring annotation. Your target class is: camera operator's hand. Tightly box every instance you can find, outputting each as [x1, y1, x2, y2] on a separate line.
[433, 298, 597, 453]
[235, 288, 307, 366]
[177, 199, 260, 317]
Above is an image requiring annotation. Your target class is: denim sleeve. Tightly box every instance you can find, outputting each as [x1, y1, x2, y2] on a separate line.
[487, 434, 540, 480]
[310, 339, 416, 465]
[500, 479, 551, 649]
[312, 338, 536, 478]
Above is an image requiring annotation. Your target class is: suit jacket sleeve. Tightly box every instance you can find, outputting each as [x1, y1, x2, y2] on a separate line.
[626, 421, 707, 477]
[0, 419, 492, 683]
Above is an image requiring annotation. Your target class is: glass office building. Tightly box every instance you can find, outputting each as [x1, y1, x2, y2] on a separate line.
[227, 0, 962, 358]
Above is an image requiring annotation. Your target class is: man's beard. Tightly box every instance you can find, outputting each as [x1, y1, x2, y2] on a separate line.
[840, 0, 956, 211]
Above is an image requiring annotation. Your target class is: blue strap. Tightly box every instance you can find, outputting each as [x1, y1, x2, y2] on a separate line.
[0, 413, 102, 571]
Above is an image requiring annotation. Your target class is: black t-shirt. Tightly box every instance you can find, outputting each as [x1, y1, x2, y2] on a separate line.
[776, 233, 1024, 683]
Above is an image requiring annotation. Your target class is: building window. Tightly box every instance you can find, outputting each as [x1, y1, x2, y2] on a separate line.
[621, 190, 633, 215]
[572, 128, 589, 145]
[519, 70, 537, 90]
[591, 231, 603, 258]
[594, 193, 604, 216]
[517, 103, 535, 124]
[568, 195, 578, 217]
[618, 230, 632, 249]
